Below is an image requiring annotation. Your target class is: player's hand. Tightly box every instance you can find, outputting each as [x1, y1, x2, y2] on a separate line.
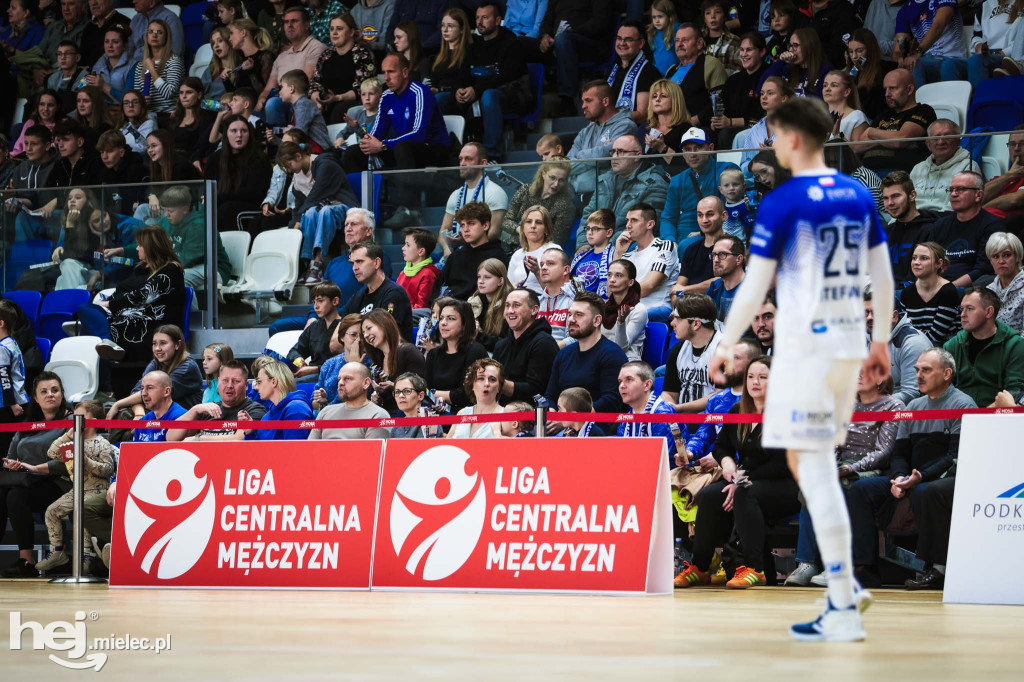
[698, 454, 717, 472]
[709, 344, 732, 386]
[861, 341, 891, 386]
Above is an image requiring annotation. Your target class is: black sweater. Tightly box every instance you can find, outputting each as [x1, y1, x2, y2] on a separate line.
[205, 148, 274, 206]
[424, 341, 488, 409]
[712, 406, 792, 481]
[492, 317, 559, 403]
[722, 65, 767, 128]
[467, 27, 526, 92]
[287, 316, 341, 369]
[433, 239, 509, 302]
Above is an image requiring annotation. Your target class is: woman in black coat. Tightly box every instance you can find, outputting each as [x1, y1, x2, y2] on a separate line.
[203, 114, 272, 232]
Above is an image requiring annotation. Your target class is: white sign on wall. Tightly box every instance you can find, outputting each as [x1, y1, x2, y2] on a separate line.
[945, 414, 1024, 606]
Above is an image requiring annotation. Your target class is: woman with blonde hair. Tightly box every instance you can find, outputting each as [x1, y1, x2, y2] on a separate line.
[500, 156, 577, 251]
[638, 79, 690, 171]
[203, 26, 241, 98]
[469, 258, 512, 351]
[242, 361, 313, 441]
[821, 69, 868, 141]
[227, 18, 275, 94]
[129, 19, 184, 118]
[900, 242, 962, 345]
[507, 205, 561, 293]
[427, 8, 472, 99]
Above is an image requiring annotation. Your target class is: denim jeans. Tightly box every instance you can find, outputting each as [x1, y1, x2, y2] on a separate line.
[480, 88, 508, 158]
[647, 303, 673, 323]
[940, 53, 1004, 88]
[76, 302, 111, 338]
[912, 55, 945, 88]
[298, 204, 348, 260]
[795, 505, 819, 565]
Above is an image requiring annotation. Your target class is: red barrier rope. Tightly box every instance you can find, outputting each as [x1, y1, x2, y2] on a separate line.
[2, 407, 1022, 432]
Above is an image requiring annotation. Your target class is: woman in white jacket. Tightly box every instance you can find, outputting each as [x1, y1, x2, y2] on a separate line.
[944, 0, 1019, 85]
[601, 260, 648, 361]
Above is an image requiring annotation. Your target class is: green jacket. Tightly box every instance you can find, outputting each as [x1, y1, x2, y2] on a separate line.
[125, 211, 232, 283]
[943, 321, 1024, 407]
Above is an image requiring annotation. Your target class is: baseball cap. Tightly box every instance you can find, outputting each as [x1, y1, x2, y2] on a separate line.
[680, 127, 709, 145]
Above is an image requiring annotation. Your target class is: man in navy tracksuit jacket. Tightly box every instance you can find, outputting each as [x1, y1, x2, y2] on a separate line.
[342, 52, 450, 174]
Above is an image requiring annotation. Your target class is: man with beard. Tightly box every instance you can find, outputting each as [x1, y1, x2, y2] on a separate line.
[661, 293, 721, 413]
[680, 337, 761, 463]
[880, 171, 939, 287]
[749, 294, 775, 355]
[705, 235, 746, 321]
[543, 291, 628, 430]
[438, 142, 508, 256]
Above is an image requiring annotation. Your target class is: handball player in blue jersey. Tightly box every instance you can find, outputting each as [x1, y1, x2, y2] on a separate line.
[707, 98, 895, 642]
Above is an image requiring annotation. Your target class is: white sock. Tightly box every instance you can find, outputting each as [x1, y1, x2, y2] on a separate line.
[796, 450, 855, 609]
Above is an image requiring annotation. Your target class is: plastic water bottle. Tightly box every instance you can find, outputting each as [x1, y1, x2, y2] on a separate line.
[200, 99, 227, 112]
[73, 71, 89, 90]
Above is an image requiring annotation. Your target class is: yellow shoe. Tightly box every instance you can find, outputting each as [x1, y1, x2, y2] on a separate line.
[726, 565, 766, 589]
[709, 553, 726, 584]
[674, 562, 710, 588]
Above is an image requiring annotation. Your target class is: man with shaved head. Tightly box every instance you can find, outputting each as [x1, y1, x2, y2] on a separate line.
[859, 68, 937, 174]
[133, 370, 186, 442]
[308, 362, 391, 440]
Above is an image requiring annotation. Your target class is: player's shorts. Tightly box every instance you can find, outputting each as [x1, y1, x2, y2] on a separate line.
[763, 355, 862, 451]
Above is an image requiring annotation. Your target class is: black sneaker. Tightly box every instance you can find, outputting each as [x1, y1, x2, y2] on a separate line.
[2, 557, 39, 577]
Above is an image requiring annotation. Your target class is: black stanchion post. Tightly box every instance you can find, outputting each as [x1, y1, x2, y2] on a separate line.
[51, 414, 105, 584]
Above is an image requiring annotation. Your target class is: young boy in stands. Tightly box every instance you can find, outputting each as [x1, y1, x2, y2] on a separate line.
[397, 227, 441, 309]
[719, 167, 756, 243]
[210, 87, 266, 147]
[31, 400, 117, 571]
[499, 401, 536, 437]
[125, 185, 232, 298]
[287, 282, 342, 382]
[0, 300, 29, 420]
[570, 209, 616, 298]
[275, 69, 332, 152]
[535, 134, 565, 160]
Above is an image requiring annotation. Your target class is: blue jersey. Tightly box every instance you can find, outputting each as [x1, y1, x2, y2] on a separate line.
[749, 171, 887, 360]
[134, 402, 187, 442]
[896, 0, 964, 59]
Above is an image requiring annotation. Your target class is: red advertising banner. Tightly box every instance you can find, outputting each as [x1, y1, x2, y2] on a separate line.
[371, 438, 674, 595]
[108, 441, 384, 589]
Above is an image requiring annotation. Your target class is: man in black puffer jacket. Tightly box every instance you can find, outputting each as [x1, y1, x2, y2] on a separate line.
[493, 288, 559, 404]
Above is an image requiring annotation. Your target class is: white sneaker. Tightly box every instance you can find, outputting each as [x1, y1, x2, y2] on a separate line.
[34, 546, 69, 571]
[790, 599, 866, 642]
[810, 570, 828, 586]
[785, 562, 819, 586]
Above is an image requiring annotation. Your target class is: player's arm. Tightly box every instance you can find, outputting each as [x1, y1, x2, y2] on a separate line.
[864, 242, 895, 384]
[709, 254, 777, 384]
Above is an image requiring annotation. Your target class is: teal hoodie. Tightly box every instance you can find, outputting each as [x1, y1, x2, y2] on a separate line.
[124, 210, 232, 282]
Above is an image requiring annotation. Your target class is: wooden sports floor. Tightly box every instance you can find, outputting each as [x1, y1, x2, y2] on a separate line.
[2, 581, 1022, 680]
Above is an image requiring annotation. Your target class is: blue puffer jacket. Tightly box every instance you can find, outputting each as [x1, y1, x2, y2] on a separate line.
[247, 391, 314, 441]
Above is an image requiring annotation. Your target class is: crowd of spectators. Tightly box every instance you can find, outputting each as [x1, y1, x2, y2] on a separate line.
[3, 0, 1024, 590]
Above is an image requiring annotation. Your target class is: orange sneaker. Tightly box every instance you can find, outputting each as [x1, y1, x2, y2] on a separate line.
[674, 561, 710, 588]
[726, 565, 766, 589]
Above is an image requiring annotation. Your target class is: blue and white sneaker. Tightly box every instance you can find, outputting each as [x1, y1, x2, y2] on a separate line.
[853, 579, 873, 614]
[790, 597, 866, 642]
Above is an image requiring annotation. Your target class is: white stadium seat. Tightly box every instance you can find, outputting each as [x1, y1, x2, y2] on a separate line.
[444, 115, 466, 144]
[219, 230, 251, 284]
[165, 4, 181, 16]
[120, 8, 136, 20]
[13, 98, 27, 125]
[222, 228, 302, 319]
[45, 336, 101, 402]
[916, 81, 972, 130]
[984, 135, 1010, 176]
[326, 122, 345, 144]
[190, 43, 213, 78]
[265, 330, 302, 359]
[716, 150, 744, 167]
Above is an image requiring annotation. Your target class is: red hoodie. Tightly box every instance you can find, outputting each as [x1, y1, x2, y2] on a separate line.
[397, 264, 441, 308]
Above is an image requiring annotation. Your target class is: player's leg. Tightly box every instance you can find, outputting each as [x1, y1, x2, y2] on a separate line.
[781, 360, 865, 642]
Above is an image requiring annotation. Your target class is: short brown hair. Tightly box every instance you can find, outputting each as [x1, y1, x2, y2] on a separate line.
[463, 358, 505, 404]
[673, 293, 717, 326]
[96, 129, 127, 152]
[558, 386, 593, 411]
[0, 300, 17, 331]
[573, 290, 605, 317]
[403, 227, 437, 255]
[75, 400, 105, 419]
[586, 208, 616, 231]
[280, 69, 309, 92]
[276, 140, 307, 165]
[582, 79, 613, 101]
[220, 359, 250, 380]
[767, 97, 833, 148]
[310, 281, 342, 302]
[881, 170, 914, 195]
[963, 286, 1001, 315]
[456, 201, 491, 226]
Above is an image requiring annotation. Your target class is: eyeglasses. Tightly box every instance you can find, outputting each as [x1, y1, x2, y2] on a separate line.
[711, 251, 739, 259]
[585, 225, 613, 232]
[946, 186, 981, 194]
[1008, 141, 1024, 148]
[394, 388, 419, 398]
[615, 35, 641, 43]
[611, 148, 641, 156]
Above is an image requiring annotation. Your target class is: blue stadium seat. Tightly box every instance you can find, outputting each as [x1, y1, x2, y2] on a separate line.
[653, 375, 664, 397]
[642, 322, 671, 368]
[3, 290, 42, 330]
[348, 172, 383, 217]
[35, 336, 51, 364]
[181, 1, 211, 54]
[3, 239, 52, 291]
[505, 63, 545, 129]
[562, 217, 582, 253]
[968, 76, 1024, 131]
[38, 289, 91, 346]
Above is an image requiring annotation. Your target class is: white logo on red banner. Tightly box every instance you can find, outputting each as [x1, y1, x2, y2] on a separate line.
[390, 445, 486, 580]
[123, 449, 216, 579]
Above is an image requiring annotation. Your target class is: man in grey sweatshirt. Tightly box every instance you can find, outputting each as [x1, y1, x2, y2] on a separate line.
[866, 294, 931, 405]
